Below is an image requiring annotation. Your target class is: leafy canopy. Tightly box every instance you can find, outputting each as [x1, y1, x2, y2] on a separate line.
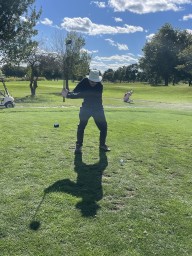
[0, 0, 41, 63]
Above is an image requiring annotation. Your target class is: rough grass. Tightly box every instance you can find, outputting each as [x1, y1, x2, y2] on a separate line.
[0, 81, 192, 255]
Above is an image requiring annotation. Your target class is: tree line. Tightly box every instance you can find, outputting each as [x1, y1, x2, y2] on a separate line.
[103, 24, 192, 86]
[1, 1, 192, 98]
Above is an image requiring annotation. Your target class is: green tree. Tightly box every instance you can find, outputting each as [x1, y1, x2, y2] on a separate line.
[2, 64, 26, 77]
[114, 67, 126, 83]
[38, 53, 62, 80]
[139, 24, 192, 85]
[125, 64, 138, 82]
[64, 32, 91, 86]
[25, 45, 47, 97]
[52, 31, 91, 89]
[103, 69, 114, 82]
[0, 0, 41, 63]
[177, 45, 192, 86]
[0, 69, 5, 78]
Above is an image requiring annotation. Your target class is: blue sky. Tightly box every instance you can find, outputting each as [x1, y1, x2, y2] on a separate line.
[35, 0, 192, 73]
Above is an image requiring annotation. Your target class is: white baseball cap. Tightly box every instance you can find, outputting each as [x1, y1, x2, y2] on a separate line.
[86, 69, 102, 82]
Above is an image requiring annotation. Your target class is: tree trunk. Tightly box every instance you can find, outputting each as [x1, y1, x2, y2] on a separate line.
[29, 77, 38, 97]
[164, 76, 169, 86]
[30, 80, 34, 96]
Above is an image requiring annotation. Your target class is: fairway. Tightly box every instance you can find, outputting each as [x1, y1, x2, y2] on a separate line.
[0, 81, 192, 255]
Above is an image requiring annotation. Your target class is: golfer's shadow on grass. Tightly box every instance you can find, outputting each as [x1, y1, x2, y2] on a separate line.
[45, 150, 108, 217]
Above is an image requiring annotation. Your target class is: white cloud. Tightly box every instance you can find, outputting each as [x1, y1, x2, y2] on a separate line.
[91, 1, 106, 8]
[105, 38, 116, 46]
[20, 16, 28, 22]
[105, 38, 129, 50]
[186, 29, 192, 34]
[146, 33, 155, 41]
[114, 17, 123, 22]
[90, 53, 138, 72]
[81, 48, 99, 54]
[117, 43, 129, 50]
[183, 13, 192, 20]
[108, 0, 192, 14]
[94, 54, 136, 62]
[61, 17, 144, 35]
[40, 18, 53, 26]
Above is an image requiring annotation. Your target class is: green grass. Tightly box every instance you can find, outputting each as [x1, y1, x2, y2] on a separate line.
[5, 80, 192, 107]
[0, 81, 192, 255]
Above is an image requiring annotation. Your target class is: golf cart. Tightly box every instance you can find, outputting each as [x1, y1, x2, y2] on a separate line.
[0, 77, 15, 108]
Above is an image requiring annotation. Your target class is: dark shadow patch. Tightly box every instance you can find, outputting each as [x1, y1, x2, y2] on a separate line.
[45, 150, 108, 218]
[29, 221, 41, 231]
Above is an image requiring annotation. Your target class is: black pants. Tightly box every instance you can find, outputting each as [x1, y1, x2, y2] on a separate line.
[76, 107, 107, 146]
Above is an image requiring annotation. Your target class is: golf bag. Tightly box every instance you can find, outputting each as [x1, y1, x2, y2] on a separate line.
[123, 90, 133, 103]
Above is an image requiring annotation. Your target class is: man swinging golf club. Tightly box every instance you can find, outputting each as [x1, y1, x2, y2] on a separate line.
[62, 69, 110, 154]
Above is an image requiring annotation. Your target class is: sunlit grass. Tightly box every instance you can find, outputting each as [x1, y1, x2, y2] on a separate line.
[0, 80, 192, 255]
[5, 80, 192, 107]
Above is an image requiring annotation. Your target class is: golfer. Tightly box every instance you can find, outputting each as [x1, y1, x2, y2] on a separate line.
[62, 69, 110, 154]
